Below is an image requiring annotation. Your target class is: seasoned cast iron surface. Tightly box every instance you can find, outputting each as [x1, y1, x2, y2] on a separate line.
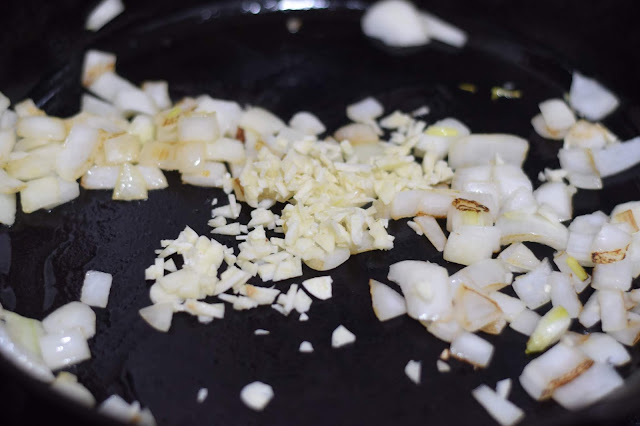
[1, 1, 640, 425]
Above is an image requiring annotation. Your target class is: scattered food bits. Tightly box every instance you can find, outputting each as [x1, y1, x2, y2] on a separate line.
[299, 341, 314, 353]
[197, 388, 208, 403]
[240, 381, 274, 411]
[301, 276, 333, 300]
[436, 360, 451, 373]
[404, 360, 421, 384]
[254, 329, 270, 336]
[331, 325, 356, 348]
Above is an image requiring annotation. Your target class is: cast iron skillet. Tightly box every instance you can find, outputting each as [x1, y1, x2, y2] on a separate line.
[1, 1, 640, 425]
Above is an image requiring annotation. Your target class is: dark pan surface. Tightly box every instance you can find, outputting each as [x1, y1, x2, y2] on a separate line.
[2, 1, 640, 425]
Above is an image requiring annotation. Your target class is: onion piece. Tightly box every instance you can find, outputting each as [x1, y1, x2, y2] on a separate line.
[520, 342, 593, 400]
[450, 332, 494, 368]
[347, 97, 384, 124]
[578, 333, 630, 366]
[80, 270, 113, 308]
[495, 378, 512, 399]
[472, 384, 524, 426]
[419, 11, 467, 48]
[361, 0, 429, 47]
[85, 0, 124, 31]
[0, 192, 16, 226]
[39, 329, 91, 370]
[593, 136, 640, 178]
[512, 258, 552, 309]
[304, 247, 350, 271]
[549, 272, 582, 318]
[98, 395, 156, 425]
[489, 292, 526, 322]
[592, 257, 632, 291]
[369, 279, 407, 321]
[533, 182, 575, 221]
[448, 134, 529, 169]
[240, 381, 274, 411]
[443, 225, 500, 266]
[531, 114, 563, 140]
[114, 89, 158, 116]
[81, 50, 116, 87]
[390, 189, 457, 219]
[450, 259, 512, 294]
[509, 309, 540, 336]
[289, 111, 326, 135]
[413, 215, 446, 251]
[0, 323, 54, 382]
[538, 99, 576, 134]
[332, 324, 356, 348]
[56, 124, 100, 181]
[569, 72, 619, 121]
[498, 243, 540, 273]
[51, 372, 96, 407]
[81, 165, 119, 189]
[496, 211, 568, 251]
[564, 120, 615, 150]
[89, 72, 137, 103]
[598, 290, 627, 332]
[425, 318, 463, 343]
[578, 291, 601, 328]
[139, 303, 173, 332]
[608, 313, 640, 346]
[42, 301, 96, 339]
[113, 163, 148, 201]
[239, 107, 285, 136]
[552, 362, 623, 411]
[16, 116, 66, 141]
[454, 285, 503, 332]
[302, 276, 333, 300]
[142, 81, 172, 111]
[526, 306, 571, 354]
[388, 260, 451, 322]
[404, 360, 421, 385]
[81, 94, 122, 118]
[0, 129, 16, 162]
[299, 341, 314, 353]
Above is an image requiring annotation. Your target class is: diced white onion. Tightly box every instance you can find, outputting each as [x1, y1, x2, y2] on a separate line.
[552, 362, 623, 410]
[361, 0, 429, 47]
[39, 329, 91, 370]
[80, 270, 113, 308]
[419, 11, 467, 48]
[448, 134, 529, 169]
[240, 381, 274, 411]
[85, 0, 124, 31]
[472, 384, 524, 426]
[404, 360, 421, 385]
[139, 303, 173, 332]
[569, 72, 619, 121]
[42, 301, 96, 339]
[450, 332, 494, 368]
[332, 324, 356, 348]
[369, 279, 407, 321]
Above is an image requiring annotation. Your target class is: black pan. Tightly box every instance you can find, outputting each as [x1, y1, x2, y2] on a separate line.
[1, 1, 640, 425]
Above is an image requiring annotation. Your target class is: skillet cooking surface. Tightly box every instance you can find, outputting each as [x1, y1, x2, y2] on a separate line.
[2, 1, 640, 425]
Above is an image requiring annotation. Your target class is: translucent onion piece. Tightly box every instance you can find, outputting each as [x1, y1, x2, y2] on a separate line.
[81, 50, 116, 87]
[448, 134, 529, 169]
[538, 99, 576, 133]
[598, 290, 627, 332]
[498, 243, 540, 273]
[0, 192, 16, 226]
[443, 225, 500, 266]
[302, 276, 333, 300]
[593, 136, 640, 178]
[419, 11, 467, 48]
[361, 0, 429, 47]
[509, 309, 540, 336]
[289, 111, 326, 135]
[331, 324, 356, 348]
[569, 72, 619, 121]
[404, 360, 421, 385]
[578, 333, 630, 366]
[347, 97, 384, 123]
[548, 272, 582, 318]
[450, 332, 494, 368]
[42, 301, 96, 339]
[388, 260, 451, 322]
[113, 163, 148, 201]
[519, 342, 593, 400]
[369, 279, 407, 321]
[496, 211, 568, 251]
[512, 258, 552, 309]
[552, 362, 623, 411]
[139, 303, 173, 332]
[85, 0, 125, 31]
[39, 329, 91, 370]
[413, 215, 446, 251]
[472, 385, 524, 426]
[80, 270, 113, 308]
[0, 324, 54, 383]
[240, 381, 274, 411]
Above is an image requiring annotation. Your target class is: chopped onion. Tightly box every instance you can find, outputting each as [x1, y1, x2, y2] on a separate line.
[489, 292, 526, 322]
[495, 378, 512, 399]
[593, 136, 640, 178]
[509, 309, 540, 336]
[361, 0, 429, 47]
[240, 381, 274, 411]
[81, 165, 119, 189]
[16, 116, 66, 141]
[80, 271, 112, 308]
[369, 279, 407, 321]
[538, 99, 576, 134]
[436, 360, 451, 373]
[592, 257, 632, 291]
[512, 258, 552, 309]
[39, 329, 91, 370]
[139, 303, 173, 332]
[450, 332, 494, 368]
[519, 342, 593, 400]
[533, 182, 574, 221]
[419, 11, 467, 48]
[42, 301, 96, 339]
[0, 323, 54, 382]
[113, 163, 148, 201]
[347, 97, 384, 123]
[549, 272, 582, 318]
[390, 189, 456, 219]
[498, 243, 540, 273]
[142, 81, 172, 111]
[552, 362, 623, 410]
[89, 72, 137, 103]
[578, 291, 601, 328]
[289, 111, 326, 135]
[299, 341, 314, 353]
[598, 290, 627, 332]
[448, 134, 529, 169]
[85, 0, 124, 31]
[81, 50, 116, 87]
[332, 324, 356, 348]
[0, 192, 16, 226]
[526, 306, 571, 354]
[472, 384, 524, 426]
[496, 211, 568, 251]
[454, 285, 503, 332]
[443, 225, 500, 266]
[578, 333, 630, 366]
[239, 107, 285, 136]
[98, 395, 155, 425]
[51, 372, 96, 407]
[450, 259, 512, 294]
[569, 72, 619, 121]
[388, 260, 451, 322]
[413, 215, 446, 251]
[114, 89, 158, 117]
[302, 276, 333, 300]
[404, 360, 421, 385]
